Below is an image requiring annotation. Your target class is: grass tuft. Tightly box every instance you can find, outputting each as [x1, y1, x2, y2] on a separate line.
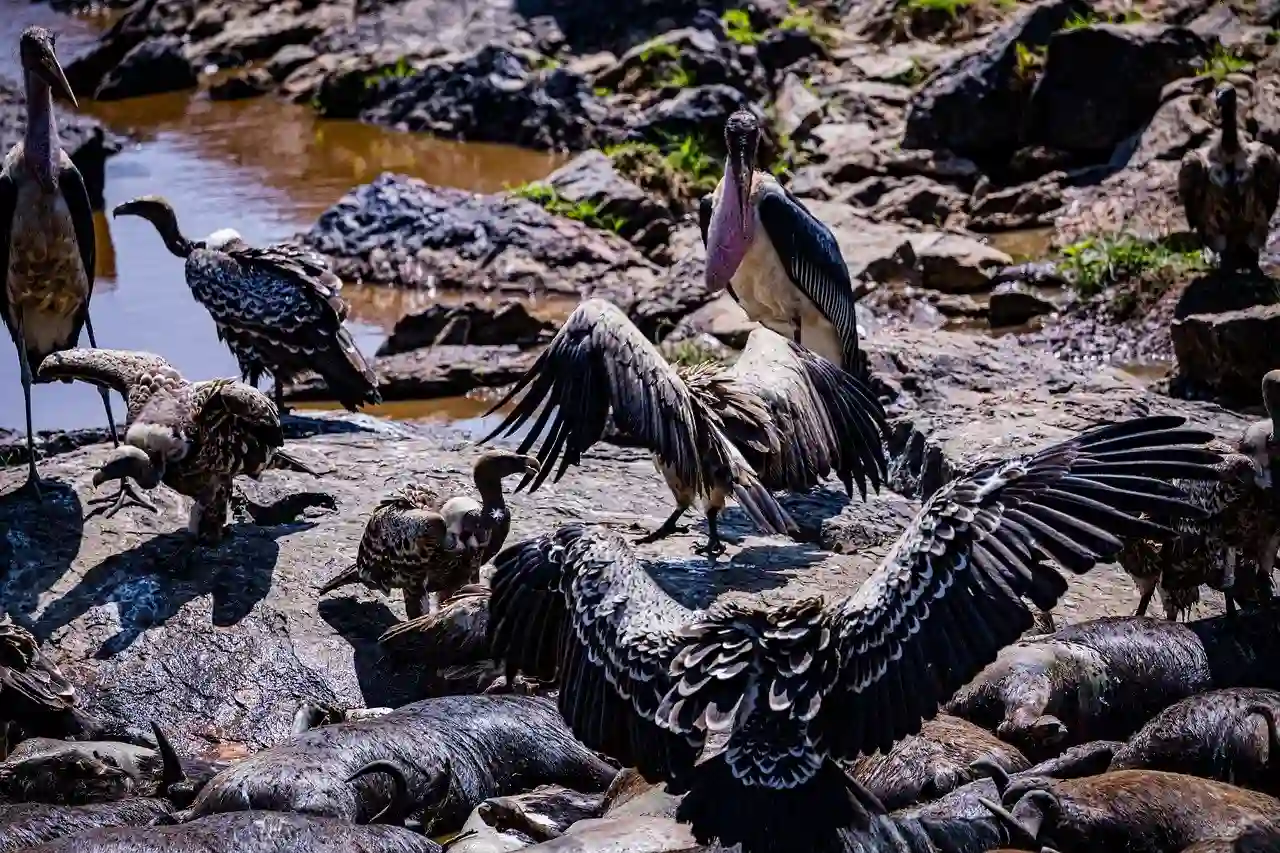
[510, 183, 629, 233]
[1057, 234, 1206, 297]
[1197, 43, 1250, 83]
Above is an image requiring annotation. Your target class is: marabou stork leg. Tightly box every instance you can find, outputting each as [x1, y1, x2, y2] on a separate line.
[792, 316, 803, 345]
[636, 505, 690, 544]
[14, 310, 42, 501]
[86, 478, 157, 519]
[694, 507, 728, 558]
[83, 313, 119, 447]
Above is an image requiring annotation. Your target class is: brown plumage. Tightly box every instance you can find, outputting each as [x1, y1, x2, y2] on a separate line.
[1178, 83, 1280, 272]
[0, 619, 75, 755]
[318, 451, 537, 619]
[36, 348, 314, 545]
[378, 585, 490, 663]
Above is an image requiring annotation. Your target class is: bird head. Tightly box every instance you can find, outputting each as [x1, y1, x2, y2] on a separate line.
[20, 27, 77, 108]
[724, 109, 760, 226]
[1245, 368, 1280, 492]
[474, 450, 540, 493]
[440, 496, 486, 552]
[113, 195, 193, 258]
[1214, 83, 1238, 119]
[93, 445, 163, 490]
[705, 110, 761, 294]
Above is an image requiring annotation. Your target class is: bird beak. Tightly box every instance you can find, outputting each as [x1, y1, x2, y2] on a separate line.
[36, 45, 77, 109]
[728, 145, 752, 235]
[93, 446, 148, 488]
[522, 457, 540, 476]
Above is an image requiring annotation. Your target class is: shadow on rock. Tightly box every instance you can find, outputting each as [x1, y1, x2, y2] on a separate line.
[33, 523, 299, 658]
[1174, 269, 1280, 320]
[777, 485, 854, 543]
[318, 598, 434, 708]
[0, 480, 84, 621]
[646, 542, 822, 610]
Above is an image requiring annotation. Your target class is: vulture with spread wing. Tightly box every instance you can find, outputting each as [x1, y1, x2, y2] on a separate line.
[489, 415, 1223, 853]
[479, 298, 888, 556]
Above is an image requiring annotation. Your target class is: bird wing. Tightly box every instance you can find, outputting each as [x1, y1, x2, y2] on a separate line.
[810, 415, 1220, 765]
[1249, 143, 1280, 229]
[724, 328, 889, 498]
[479, 298, 707, 494]
[755, 183, 862, 370]
[489, 524, 703, 785]
[0, 623, 76, 712]
[37, 347, 181, 398]
[0, 170, 15, 346]
[1178, 151, 1209, 236]
[60, 159, 96, 293]
[191, 378, 284, 459]
[235, 243, 346, 315]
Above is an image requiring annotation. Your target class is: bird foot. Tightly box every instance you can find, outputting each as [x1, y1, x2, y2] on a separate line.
[86, 479, 157, 520]
[693, 539, 727, 559]
[634, 523, 688, 545]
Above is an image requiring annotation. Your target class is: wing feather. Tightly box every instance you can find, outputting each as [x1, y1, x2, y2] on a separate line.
[0, 170, 13, 346]
[756, 183, 862, 371]
[1179, 151, 1209, 236]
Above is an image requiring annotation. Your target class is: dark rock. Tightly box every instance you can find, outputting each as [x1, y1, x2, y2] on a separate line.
[774, 72, 825, 140]
[594, 27, 767, 100]
[358, 46, 610, 151]
[988, 280, 1059, 328]
[624, 85, 770, 156]
[627, 223, 719, 340]
[377, 301, 554, 356]
[289, 345, 543, 403]
[967, 174, 1065, 232]
[864, 176, 968, 227]
[1027, 24, 1209, 156]
[62, 0, 160, 100]
[756, 27, 828, 77]
[207, 68, 274, 101]
[267, 44, 319, 81]
[544, 150, 676, 250]
[301, 173, 666, 315]
[903, 0, 1090, 159]
[94, 36, 198, 101]
[1172, 302, 1280, 403]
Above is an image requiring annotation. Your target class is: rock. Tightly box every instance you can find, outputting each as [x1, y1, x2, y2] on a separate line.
[864, 176, 968, 227]
[288, 345, 543, 403]
[207, 68, 274, 101]
[903, 0, 1090, 159]
[624, 85, 768, 155]
[967, 174, 1064, 232]
[988, 280, 1059, 328]
[593, 28, 767, 100]
[0, 83, 120, 212]
[377, 301, 554, 356]
[1127, 77, 1217, 169]
[670, 293, 759, 350]
[543, 151, 675, 249]
[774, 72, 825, 140]
[1172, 302, 1280, 403]
[627, 223, 719, 341]
[94, 36, 198, 101]
[267, 44, 319, 81]
[1027, 24, 1209, 156]
[358, 46, 610, 151]
[908, 231, 1012, 293]
[302, 174, 669, 324]
[756, 27, 829, 77]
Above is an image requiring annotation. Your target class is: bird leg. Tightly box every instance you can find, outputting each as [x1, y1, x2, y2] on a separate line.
[404, 581, 429, 620]
[791, 316, 803, 345]
[694, 507, 728, 558]
[14, 311, 42, 502]
[82, 313, 119, 447]
[86, 478, 157, 519]
[636, 506, 690, 544]
[273, 380, 292, 417]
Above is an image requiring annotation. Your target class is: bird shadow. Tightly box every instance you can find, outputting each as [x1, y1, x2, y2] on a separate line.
[31, 522, 297, 658]
[644, 542, 825, 610]
[318, 597, 436, 709]
[0, 479, 84, 621]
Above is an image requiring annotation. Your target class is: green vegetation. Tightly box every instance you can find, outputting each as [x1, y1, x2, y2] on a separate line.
[1013, 41, 1046, 83]
[903, 0, 1015, 17]
[1062, 8, 1143, 29]
[510, 183, 628, 233]
[657, 62, 695, 89]
[638, 39, 680, 64]
[664, 338, 726, 368]
[722, 8, 763, 46]
[593, 86, 613, 98]
[362, 56, 415, 90]
[1057, 234, 1206, 297]
[1197, 43, 1250, 83]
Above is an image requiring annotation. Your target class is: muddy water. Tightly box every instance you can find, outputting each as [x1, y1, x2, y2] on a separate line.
[0, 0, 566, 435]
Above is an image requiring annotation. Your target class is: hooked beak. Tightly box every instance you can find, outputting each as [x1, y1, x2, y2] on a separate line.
[523, 456, 540, 476]
[93, 446, 159, 489]
[36, 47, 77, 109]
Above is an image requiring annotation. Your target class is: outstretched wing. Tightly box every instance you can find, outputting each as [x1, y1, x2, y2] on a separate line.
[813, 415, 1222, 762]
[1178, 151, 1209, 236]
[0, 623, 77, 714]
[756, 181, 862, 371]
[479, 299, 706, 494]
[725, 328, 889, 498]
[488, 524, 703, 787]
[37, 347, 180, 397]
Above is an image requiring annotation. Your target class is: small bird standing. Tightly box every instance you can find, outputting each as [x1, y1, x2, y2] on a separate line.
[318, 451, 539, 619]
[111, 195, 380, 414]
[2, 26, 119, 499]
[1178, 83, 1280, 273]
[38, 348, 314, 549]
[700, 109, 864, 372]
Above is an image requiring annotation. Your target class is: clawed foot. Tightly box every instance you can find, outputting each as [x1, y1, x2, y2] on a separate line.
[86, 479, 157, 520]
[693, 538, 727, 558]
[483, 673, 545, 695]
[635, 523, 688, 545]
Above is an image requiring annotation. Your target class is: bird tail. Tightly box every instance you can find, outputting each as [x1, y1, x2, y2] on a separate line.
[269, 447, 322, 477]
[310, 326, 382, 411]
[36, 348, 180, 395]
[678, 755, 869, 853]
[794, 348, 890, 499]
[317, 562, 361, 596]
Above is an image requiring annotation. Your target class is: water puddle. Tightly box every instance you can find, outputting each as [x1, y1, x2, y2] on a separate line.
[0, 0, 567, 434]
[986, 226, 1056, 262]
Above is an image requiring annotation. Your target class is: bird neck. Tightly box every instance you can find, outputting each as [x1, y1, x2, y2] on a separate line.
[1220, 104, 1240, 154]
[474, 472, 507, 511]
[24, 72, 59, 193]
[153, 215, 195, 258]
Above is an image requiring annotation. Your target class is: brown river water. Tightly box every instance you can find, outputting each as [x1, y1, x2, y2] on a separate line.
[0, 0, 566, 435]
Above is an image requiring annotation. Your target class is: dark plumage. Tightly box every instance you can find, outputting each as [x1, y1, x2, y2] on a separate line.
[701, 109, 863, 372]
[111, 195, 380, 413]
[318, 451, 538, 619]
[489, 415, 1224, 853]
[2, 26, 118, 499]
[479, 298, 888, 555]
[1178, 83, 1280, 272]
[36, 348, 313, 545]
[0, 621, 75, 756]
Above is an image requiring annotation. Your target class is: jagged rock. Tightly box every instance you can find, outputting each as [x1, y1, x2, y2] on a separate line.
[543, 150, 675, 250]
[94, 35, 198, 101]
[594, 27, 767, 100]
[669, 292, 760, 350]
[988, 280, 1059, 328]
[377, 301, 554, 356]
[1172, 302, 1280, 403]
[774, 72, 825, 139]
[624, 85, 770, 156]
[1027, 23, 1209, 156]
[289, 345, 543, 402]
[967, 174, 1064, 232]
[864, 176, 968, 227]
[302, 173, 667, 317]
[207, 68, 274, 101]
[266, 44, 319, 81]
[903, 0, 1090, 159]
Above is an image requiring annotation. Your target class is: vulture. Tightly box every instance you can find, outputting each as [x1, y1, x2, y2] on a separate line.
[701, 109, 863, 372]
[489, 415, 1223, 853]
[0, 619, 74, 757]
[111, 195, 380, 413]
[1178, 83, 1280, 273]
[37, 348, 315, 548]
[2, 25, 118, 499]
[318, 451, 539, 619]
[1119, 370, 1280, 619]
[479, 298, 888, 556]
